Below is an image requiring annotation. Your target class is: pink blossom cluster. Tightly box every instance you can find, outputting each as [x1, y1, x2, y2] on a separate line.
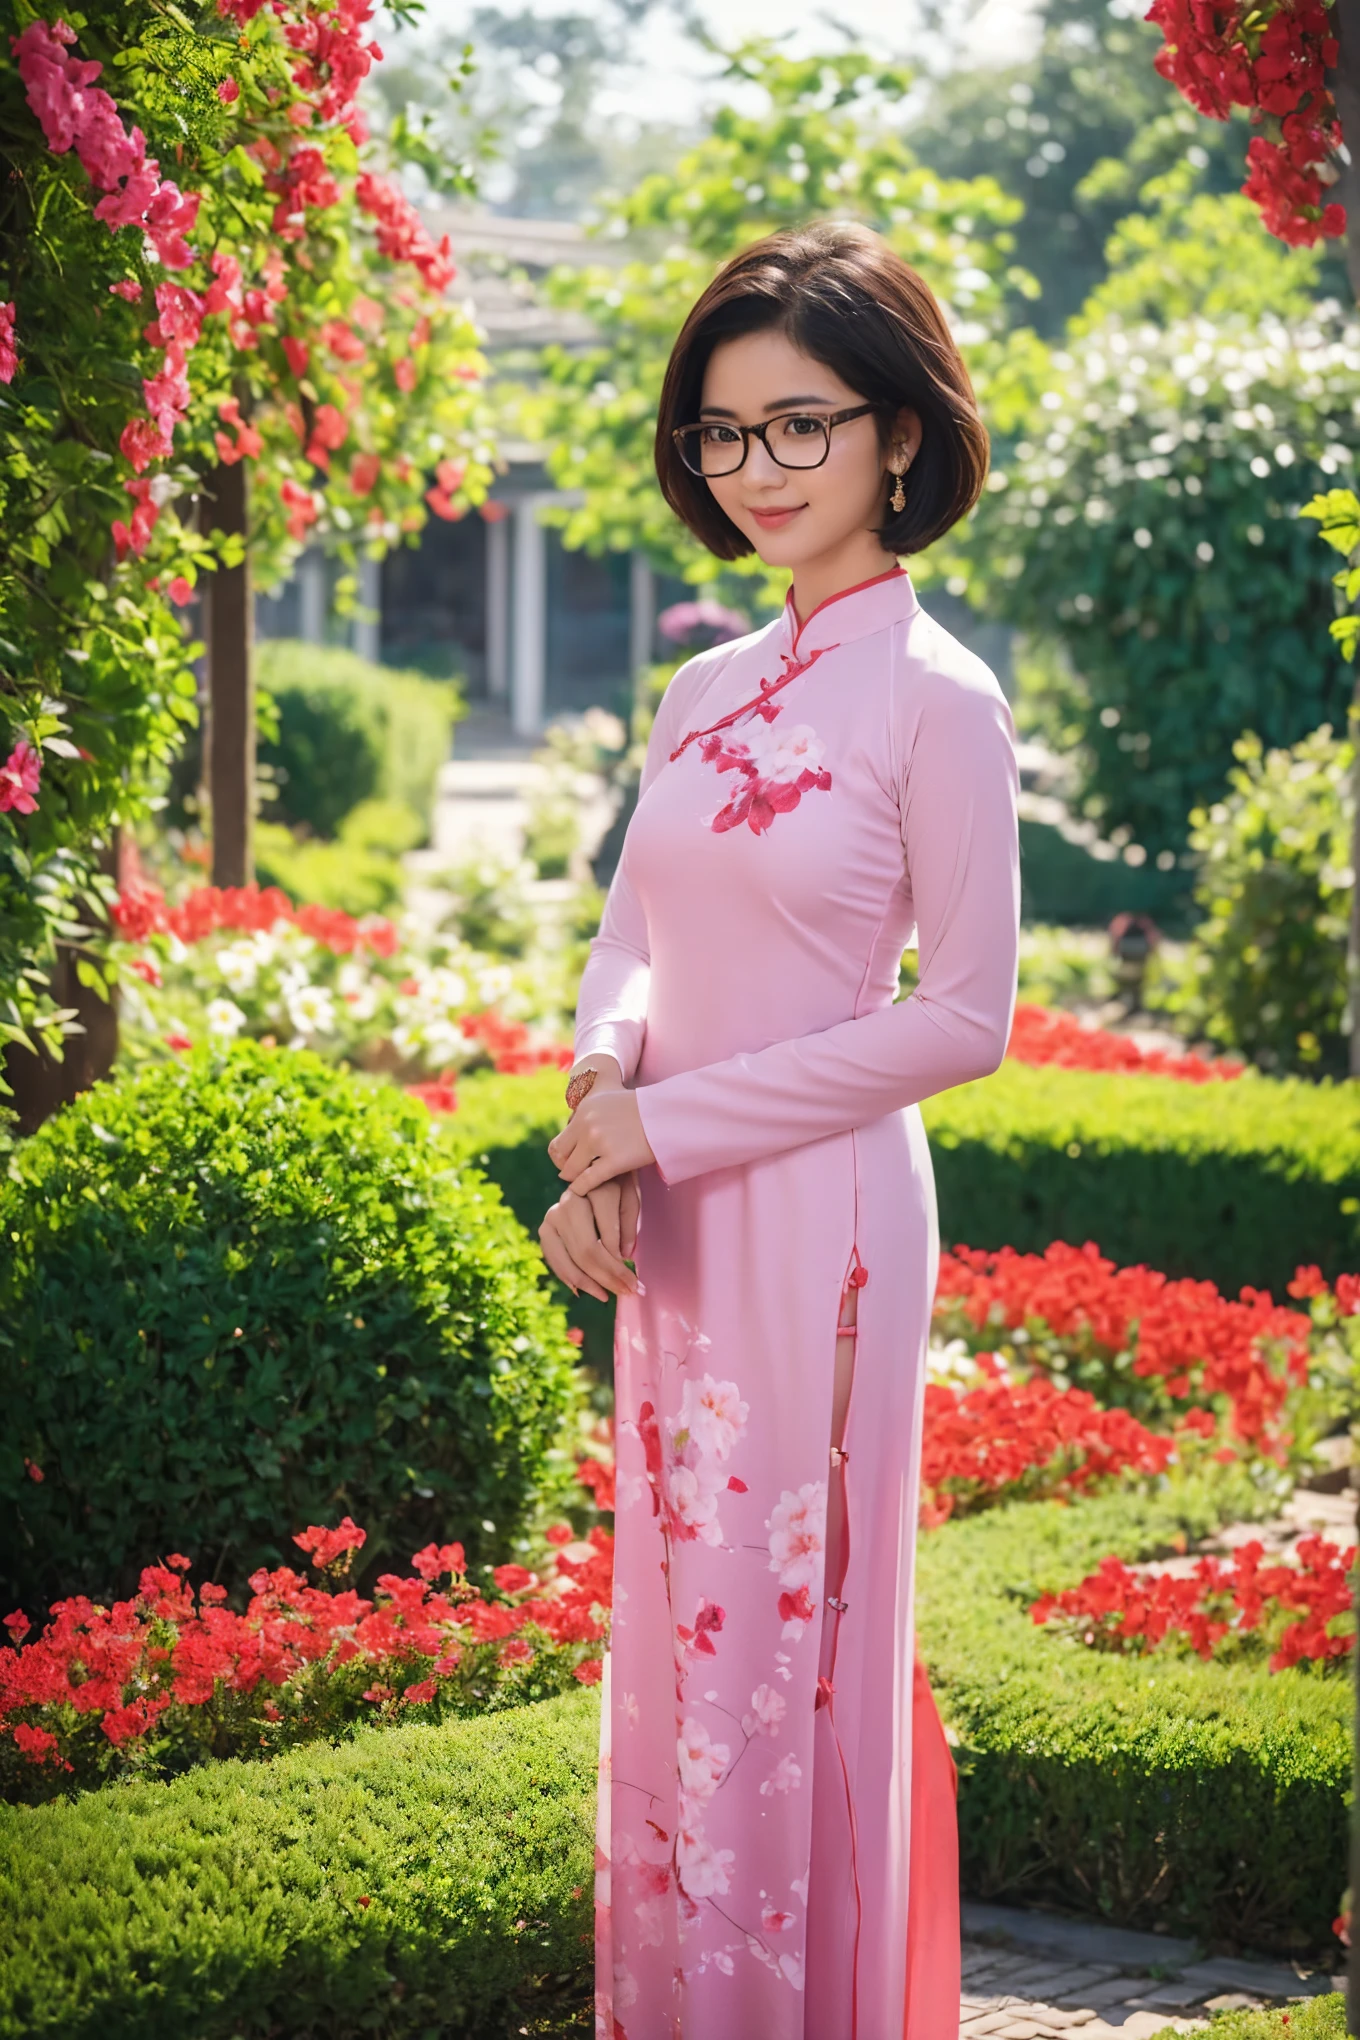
[13, 21, 200, 265]
[1146, 0, 1344, 246]
[0, 301, 17, 384]
[0, 741, 42, 817]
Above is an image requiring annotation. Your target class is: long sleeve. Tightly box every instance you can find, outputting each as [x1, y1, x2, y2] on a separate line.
[635, 667, 1020, 1185]
[572, 651, 716, 1080]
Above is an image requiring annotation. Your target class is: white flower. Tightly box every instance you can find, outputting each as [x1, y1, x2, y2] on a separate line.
[779, 1950, 805, 1991]
[711, 1949, 735, 1976]
[284, 979, 336, 1037]
[675, 1820, 734, 1899]
[676, 1719, 728, 1801]
[741, 1684, 785, 1738]
[760, 1753, 803, 1797]
[205, 998, 247, 1040]
[215, 941, 261, 995]
[767, 1482, 827, 1592]
[615, 1471, 645, 1513]
[337, 960, 380, 1021]
[790, 1871, 809, 1905]
[613, 1965, 638, 2009]
[666, 1457, 725, 1545]
[743, 719, 825, 783]
[677, 1373, 748, 1462]
[475, 962, 513, 1004]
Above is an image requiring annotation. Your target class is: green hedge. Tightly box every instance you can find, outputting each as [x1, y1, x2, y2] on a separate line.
[0, 1691, 597, 2040]
[445, 1062, 1360, 1302]
[1, 1046, 583, 1611]
[918, 1485, 1351, 1954]
[1151, 1999, 1346, 2040]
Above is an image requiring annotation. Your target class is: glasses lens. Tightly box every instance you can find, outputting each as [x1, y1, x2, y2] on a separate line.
[769, 415, 831, 469]
[678, 425, 745, 476]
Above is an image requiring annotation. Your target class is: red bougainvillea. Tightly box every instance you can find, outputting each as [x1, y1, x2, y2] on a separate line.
[111, 876, 398, 958]
[1146, 0, 1345, 246]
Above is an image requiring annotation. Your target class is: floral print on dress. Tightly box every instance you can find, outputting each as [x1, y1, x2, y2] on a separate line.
[698, 717, 831, 837]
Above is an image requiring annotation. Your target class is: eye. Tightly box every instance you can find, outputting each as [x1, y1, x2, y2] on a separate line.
[700, 424, 741, 444]
[780, 415, 824, 437]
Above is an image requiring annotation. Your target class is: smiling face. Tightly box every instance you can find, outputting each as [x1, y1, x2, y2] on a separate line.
[696, 325, 920, 585]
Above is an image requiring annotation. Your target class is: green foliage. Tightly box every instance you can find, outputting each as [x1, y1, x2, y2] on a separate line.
[515, 40, 1040, 599]
[972, 307, 1358, 855]
[0, 1044, 584, 1611]
[1303, 484, 1360, 665]
[1018, 816, 1191, 929]
[0, 0, 492, 1060]
[904, 0, 1254, 334]
[448, 1061, 1360, 1303]
[254, 802, 423, 916]
[1153, 727, 1353, 1075]
[0, 1691, 598, 2040]
[1149, 1999, 1346, 2040]
[919, 1488, 1350, 1951]
[255, 640, 463, 840]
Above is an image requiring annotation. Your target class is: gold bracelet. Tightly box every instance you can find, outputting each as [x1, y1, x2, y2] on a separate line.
[565, 1065, 598, 1112]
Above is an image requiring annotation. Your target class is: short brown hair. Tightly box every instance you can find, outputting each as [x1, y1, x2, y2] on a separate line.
[654, 219, 989, 560]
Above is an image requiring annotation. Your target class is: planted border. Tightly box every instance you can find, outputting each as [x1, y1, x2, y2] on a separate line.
[0, 1691, 597, 2040]
[446, 1063, 1360, 1301]
[918, 1486, 1351, 1954]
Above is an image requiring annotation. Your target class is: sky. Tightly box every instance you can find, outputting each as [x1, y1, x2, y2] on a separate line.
[407, 0, 1043, 141]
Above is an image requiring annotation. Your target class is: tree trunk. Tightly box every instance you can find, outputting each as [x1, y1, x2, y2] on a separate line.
[1, 834, 121, 1135]
[202, 458, 254, 888]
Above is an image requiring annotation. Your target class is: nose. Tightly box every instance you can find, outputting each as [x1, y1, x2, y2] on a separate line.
[743, 435, 793, 488]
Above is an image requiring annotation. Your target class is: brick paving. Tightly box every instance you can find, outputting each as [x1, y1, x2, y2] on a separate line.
[959, 1905, 1340, 2038]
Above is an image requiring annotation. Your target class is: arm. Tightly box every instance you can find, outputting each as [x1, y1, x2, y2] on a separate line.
[571, 653, 711, 1083]
[633, 672, 1020, 1186]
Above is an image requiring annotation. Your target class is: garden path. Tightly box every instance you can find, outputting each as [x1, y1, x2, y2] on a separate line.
[960, 1902, 1341, 2038]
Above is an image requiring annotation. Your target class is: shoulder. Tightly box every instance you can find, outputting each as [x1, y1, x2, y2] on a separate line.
[655, 617, 783, 731]
[888, 602, 1016, 781]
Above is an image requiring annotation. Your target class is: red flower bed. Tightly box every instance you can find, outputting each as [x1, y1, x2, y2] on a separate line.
[458, 1008, 573, 1075]
[1, 1469, 615, 1800]
[113, 877, 399, 958]
[1005, 1003, 1244, 1083]
[1032, 1533, 1356, 1672]
[934, 1241, 1310, 1448]
[920, 1357, 1176, 1526]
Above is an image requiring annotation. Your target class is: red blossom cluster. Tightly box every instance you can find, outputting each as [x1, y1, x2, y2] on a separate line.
[1146, 0, 1345, 246]
[1006, 1003, 1243, 1082]
[920, 1356, 1176, 1525]
[934, 1241, 1310, 1447]
[2, 1508, 613, 1786]
[111, 877, 398, 958]
[458, 1009, 575, 1074]
[356, 171, 457, 293]
[1032, 1532, 1355, 1670]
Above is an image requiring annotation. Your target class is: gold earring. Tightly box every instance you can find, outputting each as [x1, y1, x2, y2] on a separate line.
[889, 461, 906, 515]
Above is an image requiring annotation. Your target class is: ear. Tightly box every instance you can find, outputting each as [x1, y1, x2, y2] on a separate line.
[889, 407, 923, 467]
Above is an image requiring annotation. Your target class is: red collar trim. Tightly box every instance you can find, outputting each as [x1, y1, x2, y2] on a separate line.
[785, 565, 909, 654]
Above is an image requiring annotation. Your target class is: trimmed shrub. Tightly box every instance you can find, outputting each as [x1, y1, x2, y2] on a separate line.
[256, 640, 463, 840]
[0, 1045, 584, 1612]
[444, 1063, 1360, 1302]
[1150, 726, 1353, 1077]
[1149, 1999, 1346, 2040]
[918, 1486, 1351, 1953]
[0, 1690, 597, 2040]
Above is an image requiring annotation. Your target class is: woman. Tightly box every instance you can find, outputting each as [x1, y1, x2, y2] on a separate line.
[539, 218, 1020, 2040]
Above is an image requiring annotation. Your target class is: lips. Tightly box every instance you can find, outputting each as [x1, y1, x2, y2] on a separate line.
[749, 504, 806, 529]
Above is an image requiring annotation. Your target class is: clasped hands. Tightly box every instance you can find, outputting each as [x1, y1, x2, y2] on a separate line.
[538, 1062, 656, 1303]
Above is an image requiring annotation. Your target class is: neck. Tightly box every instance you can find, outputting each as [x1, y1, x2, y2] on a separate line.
[788, 535, 902, 630]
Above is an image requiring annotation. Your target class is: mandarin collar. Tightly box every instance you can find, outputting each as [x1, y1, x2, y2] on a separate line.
[779, 565, 918, 662]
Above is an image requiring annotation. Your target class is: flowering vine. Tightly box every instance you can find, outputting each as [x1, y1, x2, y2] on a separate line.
[1146, 0, 1345, 247]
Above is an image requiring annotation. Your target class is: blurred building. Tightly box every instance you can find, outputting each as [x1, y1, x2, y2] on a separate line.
[257, 207, 687, 739]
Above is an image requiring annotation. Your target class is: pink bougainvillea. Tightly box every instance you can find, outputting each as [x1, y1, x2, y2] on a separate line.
[0, 741, 42, 816]
[0, 302, 17, 384]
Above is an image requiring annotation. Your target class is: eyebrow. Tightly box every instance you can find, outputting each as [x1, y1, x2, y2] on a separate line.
[698, 395, 839, 417]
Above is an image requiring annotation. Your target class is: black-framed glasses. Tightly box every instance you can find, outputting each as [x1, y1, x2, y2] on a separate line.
[672, 403, 881, 478]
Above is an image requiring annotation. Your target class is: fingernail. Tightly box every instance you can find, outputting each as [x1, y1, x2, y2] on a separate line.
[634, 1280, 646, 1296]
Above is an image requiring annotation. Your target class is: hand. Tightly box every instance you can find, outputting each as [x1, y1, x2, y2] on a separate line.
[548, 1086, 655, 1198]
[587, 1170, 641, 1261]
[538, 1179, 642, 1302]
